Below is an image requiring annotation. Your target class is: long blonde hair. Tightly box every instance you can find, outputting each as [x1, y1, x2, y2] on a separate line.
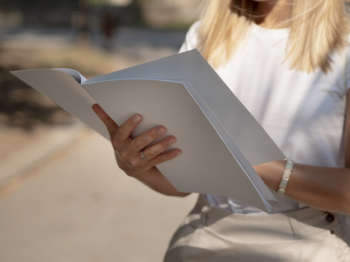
[198, 0, 350, 73]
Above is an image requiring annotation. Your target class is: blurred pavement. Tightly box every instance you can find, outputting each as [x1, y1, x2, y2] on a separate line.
[0, 122, 197, 262]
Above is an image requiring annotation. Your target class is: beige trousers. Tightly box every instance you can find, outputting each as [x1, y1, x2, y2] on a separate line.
[164, 195, 350, 262]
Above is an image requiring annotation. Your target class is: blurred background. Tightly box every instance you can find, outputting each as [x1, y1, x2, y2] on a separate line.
[0, 0, 201, 261]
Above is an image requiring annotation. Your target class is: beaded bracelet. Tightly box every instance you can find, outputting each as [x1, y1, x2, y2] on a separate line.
[277, 159, 294, 196]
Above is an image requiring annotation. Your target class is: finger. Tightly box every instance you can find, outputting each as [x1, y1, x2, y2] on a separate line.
[112, 113, 142, 148]
[146, 148, 182, 167]
[127, 125, 167, 154]
[142, 136, 177, 160]
[92, 104, 119, 134]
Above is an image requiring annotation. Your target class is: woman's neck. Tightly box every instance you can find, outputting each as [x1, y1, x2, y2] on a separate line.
[254, 0, 290, 29]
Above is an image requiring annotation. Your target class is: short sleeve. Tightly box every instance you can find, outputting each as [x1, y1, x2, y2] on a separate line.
[178, 20, 202, 53]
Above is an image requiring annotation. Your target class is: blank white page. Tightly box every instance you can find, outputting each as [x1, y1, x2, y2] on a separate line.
[11, 69, 109, 139]
[84, 79, 271, 212]
[86, 49, 285, 167]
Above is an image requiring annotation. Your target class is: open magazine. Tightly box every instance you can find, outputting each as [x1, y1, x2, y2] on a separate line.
[11, 49, 285, 213]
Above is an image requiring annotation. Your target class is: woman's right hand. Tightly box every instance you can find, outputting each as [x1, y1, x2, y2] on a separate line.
[92, 104, 182, 178]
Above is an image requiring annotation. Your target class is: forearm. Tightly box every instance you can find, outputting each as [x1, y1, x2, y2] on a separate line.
[129, 166, 190, 197]
[255, 161, 350, 215]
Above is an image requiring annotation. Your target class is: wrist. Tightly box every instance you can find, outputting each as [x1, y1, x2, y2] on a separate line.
[254, 160, 285, 191]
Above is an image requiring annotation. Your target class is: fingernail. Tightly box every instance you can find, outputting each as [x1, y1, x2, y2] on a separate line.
[167, 137, 176, 145]
[174, 150, 182, 156]
[156, 127, 166, 135]
[132, 115, 141, 123]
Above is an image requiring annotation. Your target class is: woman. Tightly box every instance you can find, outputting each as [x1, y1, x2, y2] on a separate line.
[92, 0, 350, 261]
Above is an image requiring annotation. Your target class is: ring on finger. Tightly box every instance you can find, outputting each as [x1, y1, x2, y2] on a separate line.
[141, 150, 148, 161]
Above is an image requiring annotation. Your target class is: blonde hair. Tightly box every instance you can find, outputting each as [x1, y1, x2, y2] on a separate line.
[198, 0, 350, 73]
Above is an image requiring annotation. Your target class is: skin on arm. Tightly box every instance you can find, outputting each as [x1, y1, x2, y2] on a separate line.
[251, 1, 350, 214]
[254, 90, 350, 215]
[92, 103, 190, 197]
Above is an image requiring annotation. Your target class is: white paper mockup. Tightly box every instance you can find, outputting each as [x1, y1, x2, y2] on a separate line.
[11, 49, 286, 213]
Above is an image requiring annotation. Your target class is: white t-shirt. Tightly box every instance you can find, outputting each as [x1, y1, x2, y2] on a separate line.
[179, 21, 350, 214]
